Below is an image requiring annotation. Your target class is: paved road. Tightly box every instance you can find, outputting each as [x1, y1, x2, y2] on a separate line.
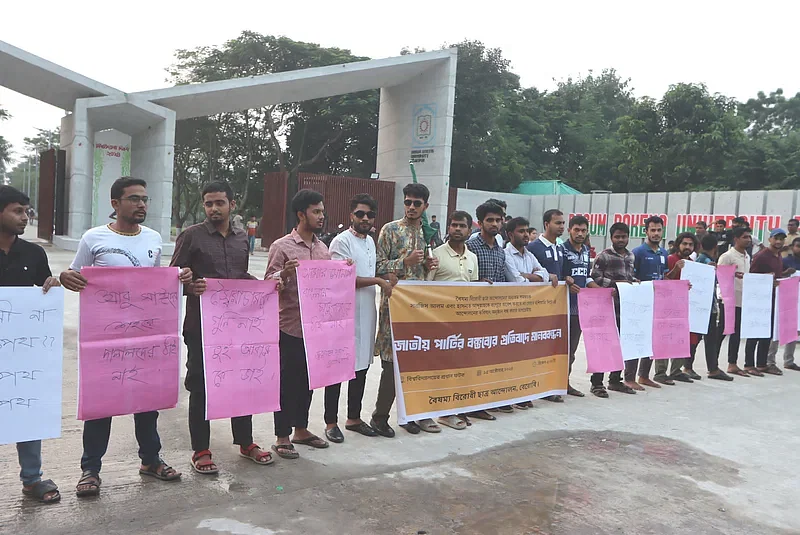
[1, 227, 798, 534]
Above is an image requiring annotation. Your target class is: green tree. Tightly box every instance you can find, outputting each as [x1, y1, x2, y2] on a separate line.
[0, 106, 11, 174]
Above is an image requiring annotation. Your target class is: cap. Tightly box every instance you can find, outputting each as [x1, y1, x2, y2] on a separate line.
[770, 228, 787, 238]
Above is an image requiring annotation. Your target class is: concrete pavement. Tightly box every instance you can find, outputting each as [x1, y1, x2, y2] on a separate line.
[1, 226, 799, 534]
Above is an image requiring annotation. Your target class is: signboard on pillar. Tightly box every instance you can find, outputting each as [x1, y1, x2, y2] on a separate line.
[568, 213, 607, 237]
[93, 129, 131, 226]
[410, 103, 437, 166]
[613, 213, 669, 239]
[676, 213, 782, 242]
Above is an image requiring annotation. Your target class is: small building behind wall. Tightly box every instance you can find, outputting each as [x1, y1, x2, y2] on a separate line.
[0, 40, 458, 252]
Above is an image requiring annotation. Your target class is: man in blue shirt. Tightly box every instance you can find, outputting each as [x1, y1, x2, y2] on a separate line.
[631, 215, 670, 388]
[530, 209, 578, 400]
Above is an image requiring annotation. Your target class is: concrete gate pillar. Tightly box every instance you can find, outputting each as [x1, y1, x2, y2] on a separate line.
[130, 116, 175, 246]
[376, 50, 457, 223]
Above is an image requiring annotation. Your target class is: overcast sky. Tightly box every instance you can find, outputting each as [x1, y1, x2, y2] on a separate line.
[2, 0, 799, 163]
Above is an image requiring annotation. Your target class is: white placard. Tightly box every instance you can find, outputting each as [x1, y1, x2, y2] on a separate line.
[0, 287, 64, 445]
[618, 281, 654, 360]
[680, 261, 716, 334]
[741, 274, 774, 339]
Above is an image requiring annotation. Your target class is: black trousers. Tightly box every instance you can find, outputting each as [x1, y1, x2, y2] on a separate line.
[185, 333, 253, 452]
[324, 368, 368, 424]
[274, 331, 313, 438]
[590, 314, 623, 386]
[719, 304, 743, 365]
[372, 359, 395, 423]
[688, 310, 722, 373]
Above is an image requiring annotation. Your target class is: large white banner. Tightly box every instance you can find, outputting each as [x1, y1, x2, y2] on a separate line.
[681, 262, 716, 334]
[0, 287, 64, 445]
[618, 282, 655, 361]
[741, 274, 774, 340]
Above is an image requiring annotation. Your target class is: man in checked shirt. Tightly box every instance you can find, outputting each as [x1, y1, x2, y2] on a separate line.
[590, 222, 640, 396]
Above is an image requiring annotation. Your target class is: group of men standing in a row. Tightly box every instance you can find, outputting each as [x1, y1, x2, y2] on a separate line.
[4, 176, 799, 505]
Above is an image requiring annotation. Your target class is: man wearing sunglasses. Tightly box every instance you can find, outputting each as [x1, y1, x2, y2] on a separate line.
[323, 194, 396, 443]
[372, 183, 440, 437]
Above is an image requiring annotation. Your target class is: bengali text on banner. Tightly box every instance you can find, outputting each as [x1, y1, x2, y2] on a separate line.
[78, 267, 182, 421]
[297, 260, 357, 390]
[201, 279, 281, 420]
[389, 281, 569, 424]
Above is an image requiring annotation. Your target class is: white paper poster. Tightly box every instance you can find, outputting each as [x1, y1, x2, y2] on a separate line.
[617, 281, 654, 361]
[0, 287, 64, 445]
[741, 274, 774, 340]
[680, 261, 716, 334]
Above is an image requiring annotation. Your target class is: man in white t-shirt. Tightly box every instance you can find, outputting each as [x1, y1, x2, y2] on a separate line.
[324, 194, 395, 443]
[60, 177, 193, 498]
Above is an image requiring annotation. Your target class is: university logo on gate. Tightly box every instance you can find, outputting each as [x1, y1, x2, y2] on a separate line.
[412, 104, 436, 147]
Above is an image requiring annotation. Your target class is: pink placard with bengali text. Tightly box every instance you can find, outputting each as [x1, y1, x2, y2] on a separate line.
[578, 288, 624, 373]
[297, 261, 356, 390]
[78, 267, 181, 421]
[652, 280, 690, 359]
[201, 279, 281, 420]
[778, 277, 799, 345]
[716, 264, 737, 335]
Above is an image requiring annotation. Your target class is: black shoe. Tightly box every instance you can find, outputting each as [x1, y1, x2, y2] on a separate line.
[345, 421, 378, 437]
[670, 373, 694, 383]
[654, 375, 675, 385]
[369, 419, 395, 438]
[708, 370, 734, 381]
[786, 363, 800, 371]
[684, 369, 702, 380]
[567, 385, 585, 397]
[325, 426, 345, 443]
[400, 421, 421, 434]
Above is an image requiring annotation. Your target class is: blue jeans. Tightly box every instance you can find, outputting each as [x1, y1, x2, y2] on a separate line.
[17, 440, 43, 486]
[80, 412, 161, 473]
[248, 235, 256, 253]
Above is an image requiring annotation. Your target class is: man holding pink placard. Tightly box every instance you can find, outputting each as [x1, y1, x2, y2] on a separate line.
[171, 182, 275, 475]
[766, 237, 800, 371]
[60, 177, 193, 497]
[265, 189, 333, 459]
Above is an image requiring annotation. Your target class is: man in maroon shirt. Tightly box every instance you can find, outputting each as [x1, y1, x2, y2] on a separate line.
[659, 232, 696, 383]
[745, 228, 796, 375]
[265, 189, 333, 459]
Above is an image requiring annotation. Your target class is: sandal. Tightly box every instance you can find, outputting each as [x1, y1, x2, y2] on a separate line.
[418, 418, 442, 433]
[240, 444, 274, 465]
[191, 450, 219, 475]
[437, 415, 467, 430]
[744, 367, 764, 377]
[23, 479, 60, 504]
[272, 443, 299, 459]
[727, 367, 749, 377]
[76, 470, 101, 497]
[590, 385, 609, 398]
[139, 459, 181, 481]
[291, 434, 329, 448]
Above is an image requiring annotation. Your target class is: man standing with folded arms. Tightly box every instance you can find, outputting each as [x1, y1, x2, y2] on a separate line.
[323, 194, 394, 443]
[170, 181, 273, 474]
[265, 189, 333, 458]
[718, 226, 752, 377]
[60, 177, 192, 497]
[371, 183, 439, 436]
[0, 186, 62, 503]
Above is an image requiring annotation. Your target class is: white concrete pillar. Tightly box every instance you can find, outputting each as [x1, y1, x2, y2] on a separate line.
[130, 114, 176, 247]
[61, 100, 94, 240]
[376, 50, 457, 223]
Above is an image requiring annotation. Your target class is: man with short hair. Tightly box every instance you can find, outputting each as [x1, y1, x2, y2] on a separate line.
[467, 201, 514, 416]
[590, 222, 637, 395]
[246, 216, 259, 254]
[693, 234, 732, 381]
[769, 236, 800, 371]
[631, 216, 668, 388]
[0, 186, 62, 504]
[371, 183, 439, 436]
[529, 209, 578, 401]
[61, 177, 192, 496]
[745, 228, 796, 376]
[265, 189, 334, 457]
[470, 197, 507, 248]
[324, 194, 394, 442]
[561, 215, 604, 398]
[428, 210, 480, 429]
[430, 215, 442, 247]
[661, 232, 697, 383]
[170, 181, 273, 474]
[503, 217, 551, 285]
[716, 219, 730, 255]
[718, 226, 752, 377]
[782, 219, 799, 258]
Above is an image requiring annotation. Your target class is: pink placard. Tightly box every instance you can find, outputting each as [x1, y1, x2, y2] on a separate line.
[578, 288, 624, 373]
[652, 280, 690, 359]
[778, 277, 799, 345]
[297, 261, 356, 390]
[201, 279, 281, 420]
[78, 267, 181, 421]
[716, 264, 737, 335]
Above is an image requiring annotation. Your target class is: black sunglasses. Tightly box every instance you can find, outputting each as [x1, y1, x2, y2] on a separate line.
[354, 210, 376, 219]
[404, 200, 424, 208]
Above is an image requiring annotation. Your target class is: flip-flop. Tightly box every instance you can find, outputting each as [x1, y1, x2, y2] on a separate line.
[728, 368, 749, 377]
[272, 443, 299, 459]
[291, 435, 329, 448]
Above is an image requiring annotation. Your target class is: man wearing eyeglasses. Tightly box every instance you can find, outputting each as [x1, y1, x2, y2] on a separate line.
[323, 194, 396, 443]
[60, 176, 193, 497]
